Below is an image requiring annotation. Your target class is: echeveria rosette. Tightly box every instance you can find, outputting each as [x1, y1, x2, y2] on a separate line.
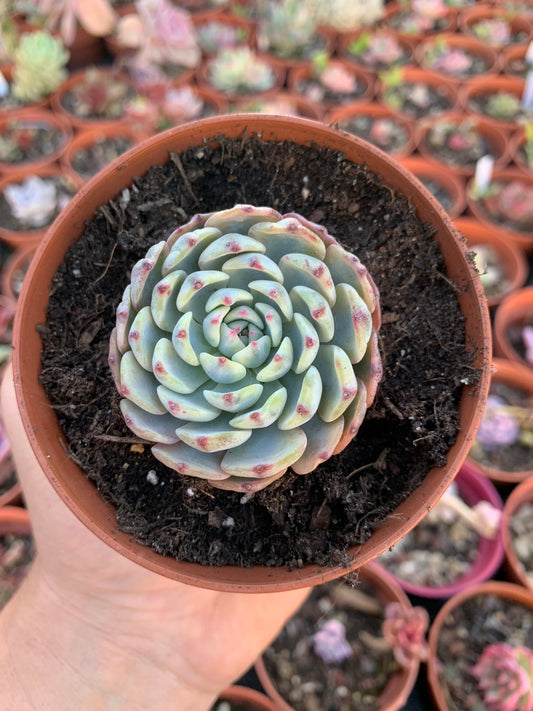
[109, 205, 382, 493]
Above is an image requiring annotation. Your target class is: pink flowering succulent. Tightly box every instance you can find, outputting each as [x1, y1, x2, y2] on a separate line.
[312, 619, 353, 665]
[381, 602, 429, 668]
[423, 42, 473, 76]
[471, 18, 512, 46]
[482, 180, 533, 232]
[471, 643, 533, 711]
[475, 394, 521, 451]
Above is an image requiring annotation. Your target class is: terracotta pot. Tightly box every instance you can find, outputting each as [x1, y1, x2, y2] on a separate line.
[0, 505, 31, 535]
[398, 157, 466, 219]
[454, 217, 528, 308]
[377, 66, 461, 121]
[255, 561, 420, 711]
[326, 102, 416, 159]
[337, 29, 415, 75]
[229, 91, 325, 121]
[509, 126, 533, 176]
[458, 4, 533, 47]
[502, 43, 533, 79]
[501, 475, 533, 591]
[50, 68, 138, 131]
[415, 111, 509, 178]
[467, 357, 533, 485]
[466, 168, 533, 253]
[379, 461, 504, 599]
[493, 286, 533, 366]
[460, 75, 528, 133]
[12, 114, 491, 592]
[213, 685, 277, 711]
[0, 164, 79, 250]
[427, 580, 533, 711]
[0, 109, 73, 175]
[415, 33, 501, 81]
[383, 0, 457, 41]
[0, 245, 35, 302]
[196, 53, 286, 102]
[287, 59, 375, 112]
[60, 124, 139, 188]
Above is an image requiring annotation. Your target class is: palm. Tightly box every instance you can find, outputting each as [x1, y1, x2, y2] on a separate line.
[1, 365, 308, 697]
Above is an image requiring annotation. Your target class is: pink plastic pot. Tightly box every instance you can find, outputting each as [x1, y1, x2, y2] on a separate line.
[379, 461, 504, 599]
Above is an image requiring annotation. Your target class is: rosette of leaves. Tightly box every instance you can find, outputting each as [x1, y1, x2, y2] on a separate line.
[109, 205, 382, 492]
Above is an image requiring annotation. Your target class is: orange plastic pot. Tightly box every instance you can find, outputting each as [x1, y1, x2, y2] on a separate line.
[427, 580, 533, 711]
[287, 59, 375, 112]
[50, 68, 138, 131]
[415, 33, 501, 82]
[467, 358, 533, 485]
[502, 43, 532, 79]
[466, 168, 533, 253]
[326, 102, 416, 159]
[255, 561, 420, 711]
[0, 109, 73, 175]
[213, 685, 277, 711]
[12, 114, 491, 592]
[0, 506, 31, 535]
[493, 286, 533, 365]
[0, 245, 35, 302]
[398, 157, 466, 219]
[336, 30, 415, 74]
[502, 475, 533, 591]
[454, 217, 528, 308]
[509, 126, 533, 176]
[460, 75, 527, 133]
[415, 111, 509, 178]
[458, 4, 533, 47]
[377, 67, 461, 119]
[60, 123, 139, 188]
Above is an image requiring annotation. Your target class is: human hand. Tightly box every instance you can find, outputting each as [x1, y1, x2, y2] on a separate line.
[0, 363, 309, 711]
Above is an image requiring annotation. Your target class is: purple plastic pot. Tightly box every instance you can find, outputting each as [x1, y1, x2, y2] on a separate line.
[380, 461, 504, 599]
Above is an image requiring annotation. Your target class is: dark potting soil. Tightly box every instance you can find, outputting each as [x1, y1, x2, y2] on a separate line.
[381, 83, 455, 121]
[39, 133, 476, 569]
[335, 116, 410, 156]
[70, 135, 135, 181]
[262, 577, 398, 711]
[436, 594, 533, 710]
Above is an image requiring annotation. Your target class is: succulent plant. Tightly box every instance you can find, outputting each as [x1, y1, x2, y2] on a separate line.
[109, 205, 382, 492]
[11, 31, 69, 102]
[312, 618, 353, 664]
[207, 47, 276, 94]
[381, 602, 429, 668]
[471, 643, 533, 711]
[256, 0, 320, 60]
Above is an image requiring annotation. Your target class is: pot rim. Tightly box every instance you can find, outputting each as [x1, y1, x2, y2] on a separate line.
[11, 114, 491, 592]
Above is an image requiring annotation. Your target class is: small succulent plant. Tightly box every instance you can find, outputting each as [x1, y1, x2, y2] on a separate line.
[470, 18, 512, 46]
[381, 602, 429, 668]
[256, 0, 320, 60]
[348, 31, 406, 68]
[109, 205, 382, 492]
[421, 40, 474, 77]
[481, 180, 533, 232]
[484, 92, 522, 121]
[314, 0, 384, 32]
[312, 618, 353, 664]
[471, 643, 533, 711]
[11, 30, 69, 102]
[3, 175, 59, 228]
[207, 47, 276, 94]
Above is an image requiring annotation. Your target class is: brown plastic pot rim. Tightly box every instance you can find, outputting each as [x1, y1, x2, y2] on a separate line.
[501, 475, 533, 591]
[12, 114, 492, 592]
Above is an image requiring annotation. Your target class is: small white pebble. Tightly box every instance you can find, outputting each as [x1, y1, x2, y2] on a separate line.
[222, 516, 235, 528]
[186, 487, 196, 497]
[146, 470, 158, 485]
[72, 268, 82, 277]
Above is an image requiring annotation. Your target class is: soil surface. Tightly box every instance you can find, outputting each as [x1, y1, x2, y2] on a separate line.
[70, 135, 135, 181]
[381, 82, 455, 120]
[436, 594, 533, 710]
[39, 133, 476, 568]
[335, 115, 410, 156]
[262, 576, 399, 711]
